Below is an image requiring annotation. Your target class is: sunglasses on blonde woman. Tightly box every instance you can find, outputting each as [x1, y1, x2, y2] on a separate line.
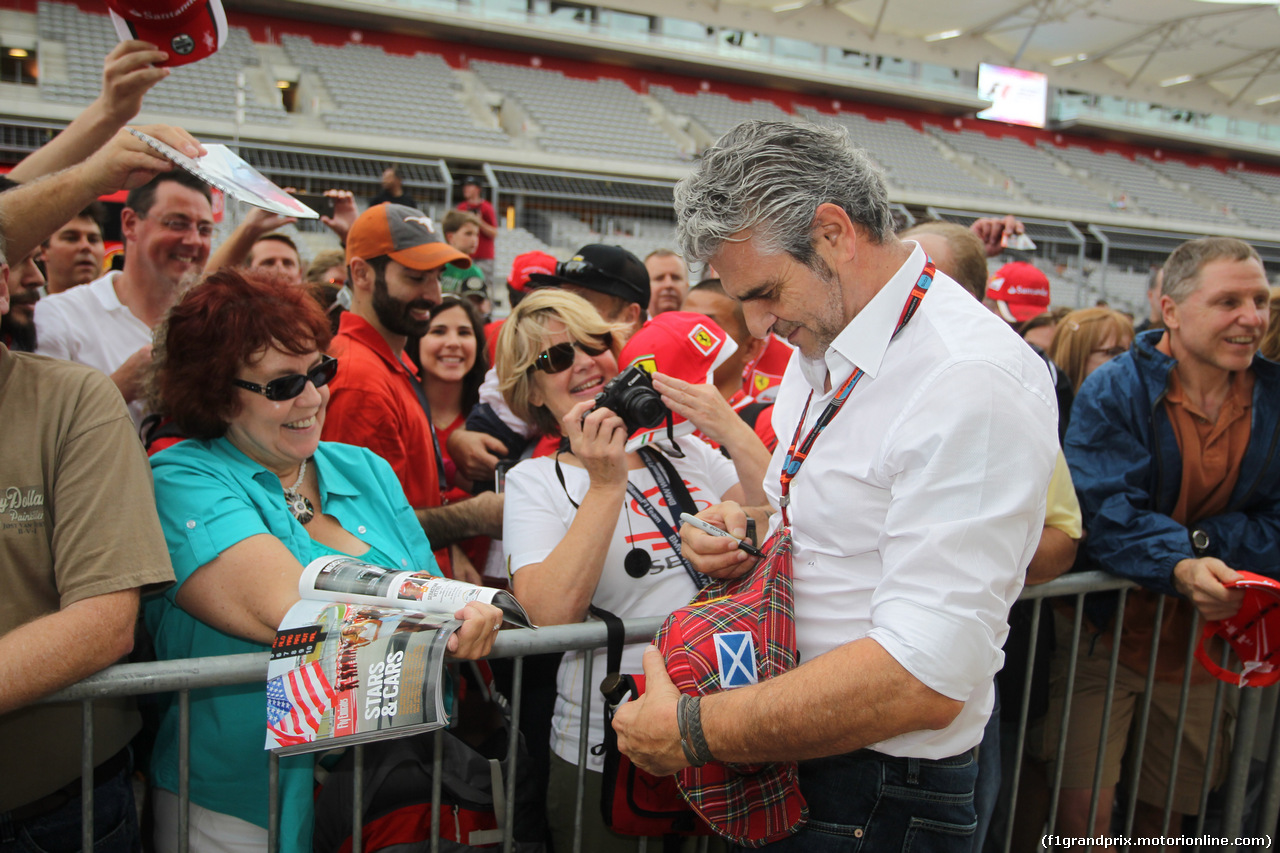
[528, 334, 613, 375]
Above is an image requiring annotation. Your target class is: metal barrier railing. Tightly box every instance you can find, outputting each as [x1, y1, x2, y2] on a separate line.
[36, 571, 1280, 853]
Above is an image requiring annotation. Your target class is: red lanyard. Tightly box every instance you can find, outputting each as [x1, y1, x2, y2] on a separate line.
[778, 260, 935, 527]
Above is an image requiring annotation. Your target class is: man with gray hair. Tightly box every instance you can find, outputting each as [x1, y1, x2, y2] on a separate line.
[614, 120, 1058, 850]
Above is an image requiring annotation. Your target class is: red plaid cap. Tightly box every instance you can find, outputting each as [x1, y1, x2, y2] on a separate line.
[655, 530, 807, 847]
[1196, 570, 1280, 688]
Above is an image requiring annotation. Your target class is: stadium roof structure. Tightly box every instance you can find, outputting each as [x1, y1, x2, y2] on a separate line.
[611, 0, 1280, 122]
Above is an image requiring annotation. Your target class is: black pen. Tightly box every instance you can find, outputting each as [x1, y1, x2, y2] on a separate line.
[679, 512, 764, 558]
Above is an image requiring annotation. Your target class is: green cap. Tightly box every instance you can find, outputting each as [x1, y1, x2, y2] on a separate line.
[441, 262, 486, 296]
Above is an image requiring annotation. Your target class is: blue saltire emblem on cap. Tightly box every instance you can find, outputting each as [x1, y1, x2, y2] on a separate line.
[714, 632, 758, 688]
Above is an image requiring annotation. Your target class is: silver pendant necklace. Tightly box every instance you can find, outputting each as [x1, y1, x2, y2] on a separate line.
[284, 458, 315, 525]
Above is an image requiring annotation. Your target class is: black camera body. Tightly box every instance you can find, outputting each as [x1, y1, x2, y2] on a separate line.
[591, 366, 668, 434]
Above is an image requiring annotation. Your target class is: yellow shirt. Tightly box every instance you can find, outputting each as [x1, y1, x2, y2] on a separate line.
[1046, 449, 1083, 539]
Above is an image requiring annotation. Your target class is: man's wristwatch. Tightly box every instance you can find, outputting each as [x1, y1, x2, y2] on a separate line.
[1191, 528, 1210, 557]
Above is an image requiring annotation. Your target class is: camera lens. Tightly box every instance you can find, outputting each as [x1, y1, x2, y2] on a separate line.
[621, 388, 668, 430]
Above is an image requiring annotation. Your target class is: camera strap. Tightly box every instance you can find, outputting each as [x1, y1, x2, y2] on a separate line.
[629, 448, 708, 590]
[398, 356, 448, 501]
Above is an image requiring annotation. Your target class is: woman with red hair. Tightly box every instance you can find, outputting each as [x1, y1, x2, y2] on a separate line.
[144, 269, 502, 853]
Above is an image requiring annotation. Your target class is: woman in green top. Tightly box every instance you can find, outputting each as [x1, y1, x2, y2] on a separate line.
[145, 269, 502, 853]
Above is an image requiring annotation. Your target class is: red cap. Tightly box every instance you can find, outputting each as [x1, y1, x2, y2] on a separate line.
[1196, 570, 1280, 688]
[107, 0, 228, 68]
[986, 261, 1050, 323]
[657, 530, 808, 846]
[507, 250, 558, 293]
[618, 312, 736, 448]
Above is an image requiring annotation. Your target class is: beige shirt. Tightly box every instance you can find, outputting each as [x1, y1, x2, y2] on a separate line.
[0, 345, 173, 809]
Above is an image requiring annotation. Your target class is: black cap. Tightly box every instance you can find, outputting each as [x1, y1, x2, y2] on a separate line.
[462, 176, 482, 186]
[527, 244, 650, 307]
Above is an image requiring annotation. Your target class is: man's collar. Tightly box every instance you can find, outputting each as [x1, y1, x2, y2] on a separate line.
[336, 312, 418, 377]
[796, 242, 927, 393]
[88, 271, 125, 311]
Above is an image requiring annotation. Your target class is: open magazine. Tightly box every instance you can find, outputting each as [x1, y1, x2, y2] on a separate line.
[264, 556, 532, 755]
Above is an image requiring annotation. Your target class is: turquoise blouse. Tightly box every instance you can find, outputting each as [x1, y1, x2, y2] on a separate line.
[145, 438, 439, 853]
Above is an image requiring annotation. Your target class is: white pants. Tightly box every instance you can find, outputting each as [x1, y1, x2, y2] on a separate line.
[152, 788, 267, 853]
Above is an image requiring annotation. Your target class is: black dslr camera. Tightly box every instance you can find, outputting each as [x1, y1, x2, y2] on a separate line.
[590, 366, 668, 434]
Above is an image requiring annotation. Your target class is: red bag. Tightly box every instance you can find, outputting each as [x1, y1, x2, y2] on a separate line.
[592, 606, 713, 837]
[655, 529, 808, 848]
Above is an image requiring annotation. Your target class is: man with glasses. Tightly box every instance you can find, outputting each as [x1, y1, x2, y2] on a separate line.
[323, 203, 503, 575]
[35, 170, 213, 426]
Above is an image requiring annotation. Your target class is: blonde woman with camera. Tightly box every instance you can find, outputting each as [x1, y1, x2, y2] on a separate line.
[495, 289, 746, 852]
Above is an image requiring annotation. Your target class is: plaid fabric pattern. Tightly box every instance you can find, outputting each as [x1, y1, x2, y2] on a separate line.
[656, 529, 807, 848]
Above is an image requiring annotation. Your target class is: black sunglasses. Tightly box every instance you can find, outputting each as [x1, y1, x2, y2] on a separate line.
[232, 355, 339, 401]
[529, 335, 612, 375]
[560, 258, 631, 288]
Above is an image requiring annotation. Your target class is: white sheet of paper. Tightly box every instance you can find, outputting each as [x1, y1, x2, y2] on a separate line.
[128, 129, 319, 219]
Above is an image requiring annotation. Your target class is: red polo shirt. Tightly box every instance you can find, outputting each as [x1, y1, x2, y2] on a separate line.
[324, 312, 442, 513]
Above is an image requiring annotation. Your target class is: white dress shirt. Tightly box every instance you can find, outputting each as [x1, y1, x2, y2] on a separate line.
[763, 242, 1058, 759]
[34, 271, 151, 426]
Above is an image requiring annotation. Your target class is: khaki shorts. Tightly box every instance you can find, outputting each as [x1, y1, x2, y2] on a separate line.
[1038, 613, 1236, 815]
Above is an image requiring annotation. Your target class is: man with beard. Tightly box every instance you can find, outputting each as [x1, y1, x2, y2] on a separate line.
[35, 170, 212, 426]
[0, 249, 46, 352]
[323, 204, 503, 570]
[614, 121, 1057, 851]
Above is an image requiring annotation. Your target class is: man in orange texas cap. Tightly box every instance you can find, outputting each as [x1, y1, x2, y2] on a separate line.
[323, 203, 502, 574]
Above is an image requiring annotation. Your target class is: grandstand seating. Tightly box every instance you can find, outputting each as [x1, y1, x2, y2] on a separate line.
[1048, 143, 1237, 225]
[472, 61, 687, 163]
[39, 1, 287, 125]
[1232, 168, 1280, 199]
[796, 107, 1010, 202]
[13, 0, 1280, 274]
[1140, 157, 1280, 231]
[649, 85, 791, 139]
[1096, 267, 1151, 312]
[493, 226, 554, 289]
[281, 36, 510, 147]
[531, 211, 676, 270]
[939, 130, 1115, 214]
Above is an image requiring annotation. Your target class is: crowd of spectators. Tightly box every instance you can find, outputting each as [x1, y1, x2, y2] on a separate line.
[2, 36, 1277, 853]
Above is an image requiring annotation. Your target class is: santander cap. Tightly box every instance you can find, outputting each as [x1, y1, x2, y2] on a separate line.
[106, 0, 228, 67]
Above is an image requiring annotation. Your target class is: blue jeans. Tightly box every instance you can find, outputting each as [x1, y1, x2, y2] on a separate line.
[0, 758, 139, 853]
[971, 689, 1001, 852]
[736, 748, 978, 852]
